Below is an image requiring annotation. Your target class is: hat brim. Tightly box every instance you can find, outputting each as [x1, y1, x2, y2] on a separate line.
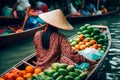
[38, 9, 73, 30]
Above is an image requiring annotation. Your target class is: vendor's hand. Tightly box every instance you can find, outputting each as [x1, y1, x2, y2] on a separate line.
[86, 59, 97, 66]
[75, 64, 81, 69]
[21, 25, 24, 30]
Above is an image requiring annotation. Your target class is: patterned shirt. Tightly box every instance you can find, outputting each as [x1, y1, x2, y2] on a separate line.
[34, 31, 86, 70]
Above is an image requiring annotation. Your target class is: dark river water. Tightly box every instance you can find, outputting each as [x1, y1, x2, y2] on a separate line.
[0, 12, 120, 80]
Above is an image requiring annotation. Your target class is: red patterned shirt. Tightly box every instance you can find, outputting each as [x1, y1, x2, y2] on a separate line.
[34, 31, 86, 70]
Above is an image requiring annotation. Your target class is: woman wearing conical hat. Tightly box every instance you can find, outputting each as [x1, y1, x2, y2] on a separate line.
[34, 9, 96, 70]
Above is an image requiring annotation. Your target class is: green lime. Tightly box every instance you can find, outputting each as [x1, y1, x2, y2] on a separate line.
[64, 75, 74, 80]
[52, 72, 60, 79]
[79, 26, 86, 32]
[84, 24, 90, 27]
[58, 69, 68, 76]
[94, 35, 99, 40]
[56, 75, 64, 80]
[99, 34, 105, 39]
[87, 26, 93, 32]
[74, 76, 82, 80]
[79, 73, 87, 80]
[58, 63, 68, 69]
[66, 65, 75, 72]
[93, 28, 100, 35]
[82, 30, 89, 34]
[69, 72, 78, 77]
[77, 31, 82, 35]
[97, 38, 104, 44]
[84, 34, 91, 38]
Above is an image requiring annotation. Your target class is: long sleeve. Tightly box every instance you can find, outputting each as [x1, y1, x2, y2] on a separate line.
[60, 34, 86, 64]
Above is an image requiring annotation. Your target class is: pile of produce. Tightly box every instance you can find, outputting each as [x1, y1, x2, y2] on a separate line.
[0, 65, 42, 80]
[69, 24, 108, 52]
[29, 63, 87, 80]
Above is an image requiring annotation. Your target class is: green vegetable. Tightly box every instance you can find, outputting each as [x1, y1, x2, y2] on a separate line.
[64, 75, 74, 80]
[87, 26, 93, 32]
[47, 70, 56, 77]
[74, 69, 82, 74]
[69, 72, 78, 77]
[74, 76, 82, 80]
[56, 75, 64, 80]
[58, 69, 68, 76]
[52, 72, 60, 79]
[79, 73, 87, 80]
[94, 35, 99, 40]
[79, 26, 86, 31]
[51, 63, 59, 70]
[84, 24, 90, 27]
[66, 65, 75, 72]
[97, 38, 105, 44]
[58, 63, 68, 69]
[82, 30, 89, 34]
[93, 28, 100, 35]
[46, 77, 54, 80]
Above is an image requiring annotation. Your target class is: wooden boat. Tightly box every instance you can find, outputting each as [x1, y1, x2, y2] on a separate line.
[0, 25, 45, 49]
[0, 25, 111, 80]
[66, 7, 120, 24]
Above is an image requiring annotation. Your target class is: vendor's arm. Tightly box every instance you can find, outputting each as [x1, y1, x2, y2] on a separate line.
[21, 6, 31, 30]
[12, 2, 19, 18]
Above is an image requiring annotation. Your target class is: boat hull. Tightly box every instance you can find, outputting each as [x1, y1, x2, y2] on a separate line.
[0, 26, 44, 49]
[67, 7, 119, 24]
[0, 25, 111, 80]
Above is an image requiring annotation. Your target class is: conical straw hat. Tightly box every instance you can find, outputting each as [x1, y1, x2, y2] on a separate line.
[38, 9, 73, 30]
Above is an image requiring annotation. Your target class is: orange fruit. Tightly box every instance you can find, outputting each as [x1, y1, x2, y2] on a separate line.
[34, 68, 42, 74]
[78, 42, 84, 46]
[92, 44, 98, 49]
[74, 45, 80, 50]
[14, 71, 23, 78]
[79, 34, 85, 41]
[0, 78, 5, 80]
[15, 29, 23, 33]
[24, 73, 32, 79]
[7, 73, 16, 80]
[11, 69, 19, 73]
[20, 70, 27, 75]
[80, 45, 86, 50]
[83, 39, 89, 44]
[90, 40, 96, 45]
[97, 44, 102, 48]
[16, 77, 25, 80]
[3, 72, 10, 80]
[25, 66, 34, 73]
[85, 42, 91, 47]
